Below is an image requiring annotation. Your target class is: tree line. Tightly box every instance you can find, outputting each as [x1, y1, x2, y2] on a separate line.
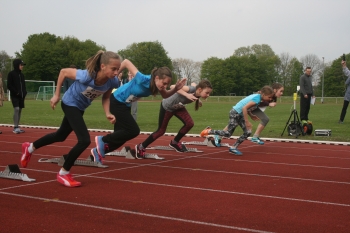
[0, 32, 348, 97]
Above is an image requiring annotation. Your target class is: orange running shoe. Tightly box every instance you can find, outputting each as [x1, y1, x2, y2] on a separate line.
[57, 173, 81, 187]
[21, 142, 32, 168]
[200, 126, 212, 137]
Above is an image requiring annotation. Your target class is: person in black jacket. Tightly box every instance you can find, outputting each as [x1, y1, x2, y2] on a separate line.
[7, 59, 27, 134]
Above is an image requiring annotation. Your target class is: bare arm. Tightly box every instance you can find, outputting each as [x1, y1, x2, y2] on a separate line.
[50, 68, 77, 109]
[242, 101, 257, 131]
[117, 59, 138, 77]
[159, 78, 187, 98]
[102, 89, 115, 124]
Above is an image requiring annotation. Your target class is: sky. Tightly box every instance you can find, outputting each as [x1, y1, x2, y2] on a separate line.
[1, 0, 348, 64]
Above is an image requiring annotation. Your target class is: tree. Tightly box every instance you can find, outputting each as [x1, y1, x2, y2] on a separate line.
[323, 54, 349, 97]
[118, 41, 172, 75]
[18, 32, 104, 82]
[172, 58, 201, 85]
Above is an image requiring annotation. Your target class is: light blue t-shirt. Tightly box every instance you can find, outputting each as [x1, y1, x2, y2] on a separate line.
[62, 69, 120, 111]
[113, 71, 152, 107]
[233, 94, 261, 115]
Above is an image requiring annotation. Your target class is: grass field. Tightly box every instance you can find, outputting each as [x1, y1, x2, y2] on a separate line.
[0, 97, 348, 142]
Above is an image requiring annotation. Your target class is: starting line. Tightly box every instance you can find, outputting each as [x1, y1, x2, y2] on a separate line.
[0, 164, 36, 182]
[146, 145, 203, 153]
[38, 155, 108, 168]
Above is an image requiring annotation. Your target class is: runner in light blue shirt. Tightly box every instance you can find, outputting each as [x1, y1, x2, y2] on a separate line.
[20, 51, 122, 187]
[92, 59, 187, 160]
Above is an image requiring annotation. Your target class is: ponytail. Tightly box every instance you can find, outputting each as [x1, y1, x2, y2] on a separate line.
[85, 50, 122, 78]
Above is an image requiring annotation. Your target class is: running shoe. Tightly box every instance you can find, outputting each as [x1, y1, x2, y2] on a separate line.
[91, 148, 102, 163]
[169, 141, 184, 153]
[21, 142, 32, 168]
[214, 135, 222, 147]
[13, 128, 21, 134]
[18, 128, 25, 133]
[251, 137, 264, 145]
[95, 136, 105, 158]
[228, 147, 243, 156]
[135, 144, 145, 159]
[200, 126, 211, 137]
[57, 173, 81, 187]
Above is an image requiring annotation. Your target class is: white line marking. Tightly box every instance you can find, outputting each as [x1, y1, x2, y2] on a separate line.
[0, 191, 274, 233]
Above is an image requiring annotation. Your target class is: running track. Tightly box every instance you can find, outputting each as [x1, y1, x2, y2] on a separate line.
[0, 125, 349, 233]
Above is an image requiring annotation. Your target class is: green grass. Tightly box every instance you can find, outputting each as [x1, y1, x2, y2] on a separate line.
[1, 98, 348, 142]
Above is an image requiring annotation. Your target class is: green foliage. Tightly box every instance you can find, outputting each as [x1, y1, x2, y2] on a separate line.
[323, 53, 349, 97]
[118, 41, 173, 74]
[18, 32, 104, 82]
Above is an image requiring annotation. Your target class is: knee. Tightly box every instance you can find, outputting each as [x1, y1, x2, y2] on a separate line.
[261, 117, 269, 126]
[78, 138, 91, 148]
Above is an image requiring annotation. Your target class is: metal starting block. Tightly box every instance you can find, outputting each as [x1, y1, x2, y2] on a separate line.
[147, 145, 203, 153]
[0, 164, 36, 182]
[106, 146, 164, 160]
[184, 137, 230, 148]
[38, 155, 108, 168]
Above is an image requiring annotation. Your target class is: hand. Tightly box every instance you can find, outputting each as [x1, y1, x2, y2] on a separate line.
[106, 113, 116, 124]
[185, 93, 198, 102]
[175, 78, 187, 91]
[269, 102, 277, 107]
[50, 95, 60, 110]
[304, 95, 308, 98]
[341, 60, 346, 67]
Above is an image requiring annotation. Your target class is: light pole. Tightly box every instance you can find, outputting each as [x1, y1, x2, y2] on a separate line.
[321, 57, 324, 103]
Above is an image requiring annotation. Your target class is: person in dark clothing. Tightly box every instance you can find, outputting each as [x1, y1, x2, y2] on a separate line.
[63, 65, 77, 92]
[339, 60, 350, 123]
[299, 67, 315, 123]
[7, 59, 27, 134]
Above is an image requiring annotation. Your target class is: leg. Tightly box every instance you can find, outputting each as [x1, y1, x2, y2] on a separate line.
[170, 108, 194, 152]
[339, 100, 349, 122]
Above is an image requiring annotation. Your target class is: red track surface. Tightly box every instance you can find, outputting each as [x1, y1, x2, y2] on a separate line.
[0, 126, 349, 233]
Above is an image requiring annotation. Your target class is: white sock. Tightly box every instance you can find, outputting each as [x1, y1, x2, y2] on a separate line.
[59, 168, 69, 175]
[28, 143, 35, 153]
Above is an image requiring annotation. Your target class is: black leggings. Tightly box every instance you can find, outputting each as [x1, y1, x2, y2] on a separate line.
[103, 95, 140, 153]
[339, 100, 349, 122]
[33, 102, 90, 171]
[142, 103, 194, 148]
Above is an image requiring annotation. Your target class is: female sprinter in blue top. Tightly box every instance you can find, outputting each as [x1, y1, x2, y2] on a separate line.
[21, 50, 122, 187]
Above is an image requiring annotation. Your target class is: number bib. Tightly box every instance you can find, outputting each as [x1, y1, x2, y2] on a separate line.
[81, 87, 105, 100]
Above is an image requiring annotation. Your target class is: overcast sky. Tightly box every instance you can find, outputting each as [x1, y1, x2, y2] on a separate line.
[1, 0, 348, 64]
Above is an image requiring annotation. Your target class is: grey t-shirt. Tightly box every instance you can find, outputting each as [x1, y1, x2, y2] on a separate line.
[162, 86, 196, 112]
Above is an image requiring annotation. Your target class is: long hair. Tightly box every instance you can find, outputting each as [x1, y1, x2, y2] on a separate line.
[149, 67, 172, 96]
[85, 50, 121, 78]
[260, 85, 274, 96]
[271, 82, 283, 90]
[194, 80, 212, 111]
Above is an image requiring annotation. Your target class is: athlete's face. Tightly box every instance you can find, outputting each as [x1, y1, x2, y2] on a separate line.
[196, 87, 212, 99]
[274, 87, 284, 98]
[101, 59, 121, 78]
[155, 76, 171, 90]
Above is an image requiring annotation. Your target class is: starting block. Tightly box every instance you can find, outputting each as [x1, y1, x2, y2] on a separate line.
[106, 146, 164, 160]
[147, 145, 203, 153]
[38, 155, 108, 168]
[0, 164, 36, 182]
[184, 137, 230, 148]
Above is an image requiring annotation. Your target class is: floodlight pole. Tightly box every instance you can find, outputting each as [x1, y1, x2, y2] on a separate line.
[321, 57, 324, 103]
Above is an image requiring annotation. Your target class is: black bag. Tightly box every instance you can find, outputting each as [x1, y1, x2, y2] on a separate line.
[287, 123, 302, 136]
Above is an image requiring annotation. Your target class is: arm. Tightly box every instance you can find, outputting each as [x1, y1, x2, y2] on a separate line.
[342, 61, 350, 85]
[102, 89, 115, 124]
[242, 101, 257, 131]
[299, 75, 307, 98]
[50, 68, 77, 109]
[117, 59, 138, 77]
[171, 85, 198, 102]
[7, 73, 18, 95]
[159, 78, 187, 98]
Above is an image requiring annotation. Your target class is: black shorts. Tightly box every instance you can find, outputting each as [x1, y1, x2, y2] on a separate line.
[11, 96, 25, 108]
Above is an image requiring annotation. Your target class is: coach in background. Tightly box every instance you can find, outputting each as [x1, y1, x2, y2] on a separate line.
[339, 60, 350, 124]
[7, 59, 27, 134]
[299, 67, 314, 123]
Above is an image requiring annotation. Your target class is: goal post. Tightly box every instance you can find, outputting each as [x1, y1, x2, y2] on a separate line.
[6, 80, 55, 101]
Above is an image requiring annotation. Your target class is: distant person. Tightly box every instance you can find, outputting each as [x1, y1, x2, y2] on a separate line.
[63, 65, 77, 92]
[20, 51, 121, 188]
[339, 59, 350, 124]
[7, 59, 27, 134]
[127, 71, 138, 121]
[0, 73, 4, 134]
[299, 67, 315, 124]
